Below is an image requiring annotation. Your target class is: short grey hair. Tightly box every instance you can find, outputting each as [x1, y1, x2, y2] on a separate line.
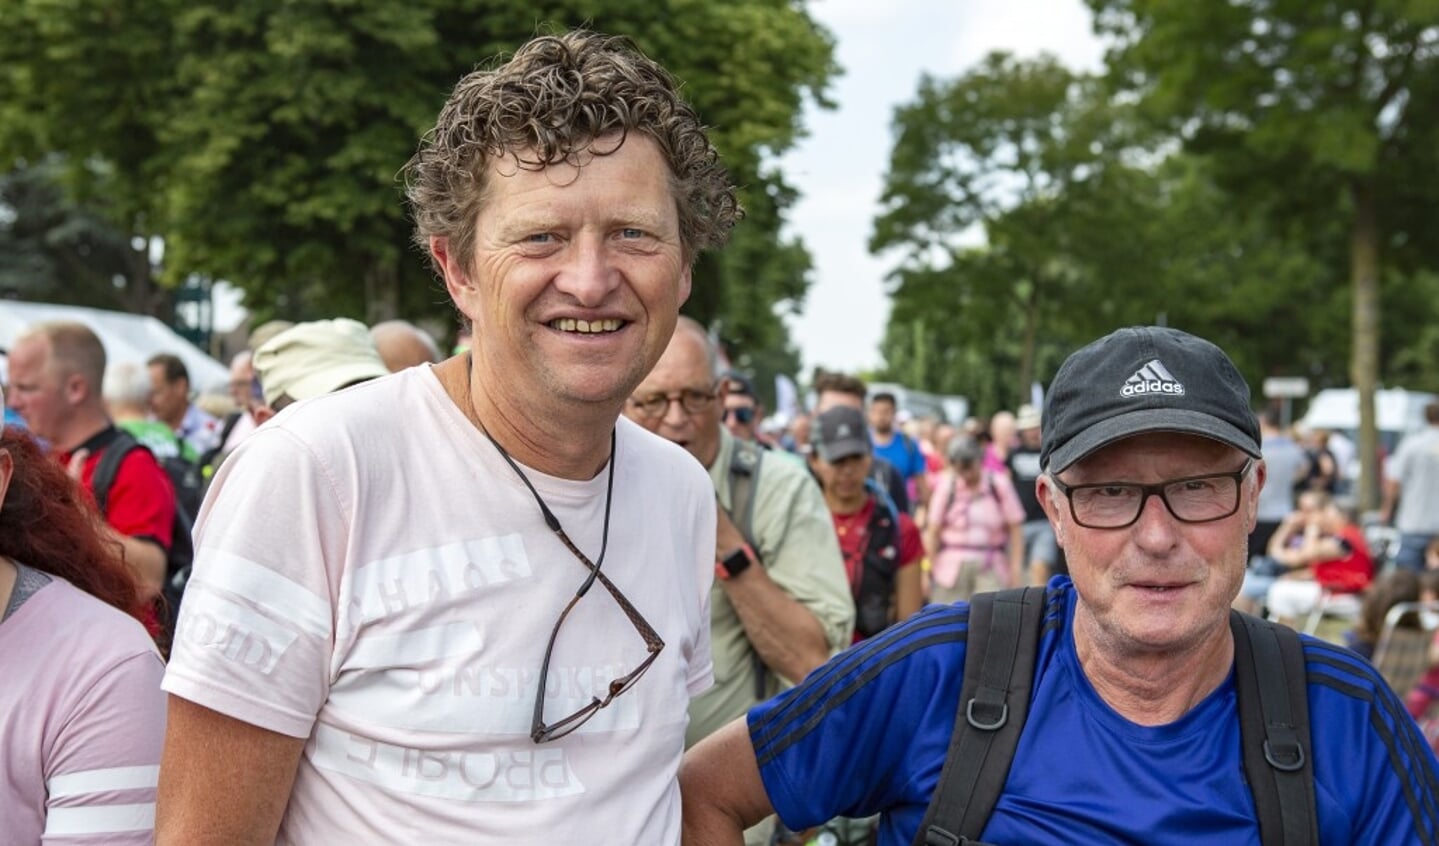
[673, 316, 722, 381]
[103, 361, 151, 409]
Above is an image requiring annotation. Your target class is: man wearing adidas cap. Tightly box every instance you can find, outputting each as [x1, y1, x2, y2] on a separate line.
[682, 325, 1439, 845]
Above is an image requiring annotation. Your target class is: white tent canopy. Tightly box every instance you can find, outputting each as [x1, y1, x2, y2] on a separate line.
[0, 301, 230, 395]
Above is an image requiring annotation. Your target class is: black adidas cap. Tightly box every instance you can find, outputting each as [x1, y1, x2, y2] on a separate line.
[1040, 326, 1261, 473]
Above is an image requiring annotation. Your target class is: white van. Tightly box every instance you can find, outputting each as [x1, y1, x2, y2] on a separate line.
[1299, 387, 1437, 485]
[1301, 388, 1436, 443]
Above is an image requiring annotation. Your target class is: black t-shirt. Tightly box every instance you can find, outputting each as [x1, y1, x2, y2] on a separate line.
[1006, 445, 1045, 522]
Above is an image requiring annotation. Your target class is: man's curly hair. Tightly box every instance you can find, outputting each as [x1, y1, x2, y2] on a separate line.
[404, 30, 740, 273]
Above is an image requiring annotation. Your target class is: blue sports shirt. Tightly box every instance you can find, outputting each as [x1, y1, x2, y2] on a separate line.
[748, 578, 1439, 845]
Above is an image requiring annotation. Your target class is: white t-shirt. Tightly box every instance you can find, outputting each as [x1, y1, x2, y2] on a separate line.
[1, 572, 167, 845]
[163, 367, 715, 844]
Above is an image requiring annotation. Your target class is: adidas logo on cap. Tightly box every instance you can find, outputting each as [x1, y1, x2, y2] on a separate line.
[1121, 359, 1185, 398]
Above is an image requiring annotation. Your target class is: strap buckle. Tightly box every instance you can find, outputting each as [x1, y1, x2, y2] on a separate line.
[965, 688, 1008, 731]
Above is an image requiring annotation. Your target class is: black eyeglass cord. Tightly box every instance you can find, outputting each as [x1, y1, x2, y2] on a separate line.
[468, 353, 616, 598]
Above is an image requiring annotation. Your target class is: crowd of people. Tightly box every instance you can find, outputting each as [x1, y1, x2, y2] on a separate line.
[2, 27, 1438, 846]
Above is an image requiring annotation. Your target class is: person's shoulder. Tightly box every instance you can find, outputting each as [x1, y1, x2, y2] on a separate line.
[264, 369, 423, 444]
[23, 577, 161, 663]
[1299, 634, 1399, 708]
[617, 416, 711, 491]
[107, 433, 170, 478]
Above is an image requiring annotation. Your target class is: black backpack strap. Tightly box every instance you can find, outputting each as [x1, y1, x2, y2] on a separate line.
[726, 438, 771, 697]
[727, 437, 764, 552]
[90, 430, 142, 517]
[1229, 611, 1317, 846]
[914, 586, 1047, 846]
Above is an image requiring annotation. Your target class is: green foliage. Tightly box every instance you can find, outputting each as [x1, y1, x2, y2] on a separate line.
[0, 0, 836, 362]
[0, 162, 137, 309]
[1087, 0, 1439, 506]
[870, 50, 1357, 417]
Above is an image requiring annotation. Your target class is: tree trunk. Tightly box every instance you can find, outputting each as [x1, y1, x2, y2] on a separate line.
[910, 318, 928, 390]
[1018, 278, 1039, 408]
[364, 259, 400, 324]
[1349, 177, 1381, 513]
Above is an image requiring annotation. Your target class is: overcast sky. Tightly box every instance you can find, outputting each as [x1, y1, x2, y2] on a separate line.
[781, 0, 1106, 376]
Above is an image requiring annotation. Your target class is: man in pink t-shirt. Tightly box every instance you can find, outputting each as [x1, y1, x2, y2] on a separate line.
[157, 31, 738, 845]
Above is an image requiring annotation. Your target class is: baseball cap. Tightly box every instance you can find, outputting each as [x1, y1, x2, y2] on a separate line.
[253, 318, 389, 406]
[723, 370, 756, 398]
[812, 406, 871, 463]
[947, 434, 982, 465]
[1040, 326, 1260, 474]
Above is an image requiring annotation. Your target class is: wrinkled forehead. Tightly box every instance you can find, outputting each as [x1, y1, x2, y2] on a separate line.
[1062, 431, 1245, 480]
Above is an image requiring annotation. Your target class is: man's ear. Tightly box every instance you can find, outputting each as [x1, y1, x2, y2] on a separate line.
[676, 263, 693, 306]
[1036, 475, 1065, 548]
[1243, 459, 1267, 531]
[64, 372, 88, 406]
[431, 236, 473, 302]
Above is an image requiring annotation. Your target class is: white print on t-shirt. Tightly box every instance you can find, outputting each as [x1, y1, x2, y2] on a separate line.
[343, 535, 532, 628]
[177, 588, 302, 676]
[309, 724, 585, 804]
[327, 654, 643, 736]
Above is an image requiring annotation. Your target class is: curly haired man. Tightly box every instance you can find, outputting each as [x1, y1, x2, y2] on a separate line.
[158, 31, 739, 844]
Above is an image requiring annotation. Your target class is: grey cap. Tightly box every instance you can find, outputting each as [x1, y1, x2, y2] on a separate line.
[813, 406, 871, 463]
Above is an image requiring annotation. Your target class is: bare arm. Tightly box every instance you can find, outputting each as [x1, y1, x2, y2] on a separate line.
[681, 718, 775, 845]
[1266, 514, 1304, 565]
[156, 697, 305, 845]
[1380, 478, 1401, 524]
[113, 531, 166, 601]
[1007, 521, 1025, 588]
[717, 509, 831, 681]
[895, 560, 923, 623]
[922, 471, 950, 560]
[912, 472, 931, 529]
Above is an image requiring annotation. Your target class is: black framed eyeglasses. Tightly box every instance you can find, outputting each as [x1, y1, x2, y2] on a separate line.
[1049, 459, 1253, 530]
[627, 387, 717, 420]
[481, 424, 665, 744]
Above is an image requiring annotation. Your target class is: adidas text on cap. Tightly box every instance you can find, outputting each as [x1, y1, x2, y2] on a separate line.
[1040, 326, 1261, 474]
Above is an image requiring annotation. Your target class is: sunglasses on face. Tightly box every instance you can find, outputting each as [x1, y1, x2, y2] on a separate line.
[724, 406, 755, 425]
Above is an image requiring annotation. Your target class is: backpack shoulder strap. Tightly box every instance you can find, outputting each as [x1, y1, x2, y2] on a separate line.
[1229, 611, 1317, 846]
[91, 430, 142, 517]
[914, 586, 1047, 846]
[727, 438, 764, 552]
[903, 431, 921, 468]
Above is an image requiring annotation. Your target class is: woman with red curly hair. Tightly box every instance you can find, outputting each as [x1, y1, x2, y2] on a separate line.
[0, 381, 166, 845]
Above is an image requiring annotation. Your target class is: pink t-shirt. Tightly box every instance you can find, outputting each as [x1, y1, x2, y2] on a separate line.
[164, 368, 715, 844]
[927, 471, 1026, 588]
[1, 573, 167, 844]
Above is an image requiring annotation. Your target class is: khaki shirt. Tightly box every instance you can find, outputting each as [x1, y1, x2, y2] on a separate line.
[686, 429, 854, 746]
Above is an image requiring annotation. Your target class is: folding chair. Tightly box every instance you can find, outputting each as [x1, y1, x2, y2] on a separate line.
[1303, 589, 1363, 636]
[1371, 601, 1439, 699]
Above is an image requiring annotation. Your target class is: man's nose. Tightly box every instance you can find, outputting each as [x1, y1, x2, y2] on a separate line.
[553, 234, 619, 306]
[660, 396, 691, 429]
[1131, 491, 1181, 552]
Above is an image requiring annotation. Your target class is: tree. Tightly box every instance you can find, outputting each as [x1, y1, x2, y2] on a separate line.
[1086, 0, 1439, 508]
[870, 49, 1340, 416]
[0, 0, 836, 368]
[0, 0, 185, 317]
[870, 52, 1181, 409]
[0, 162, 138, 309]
